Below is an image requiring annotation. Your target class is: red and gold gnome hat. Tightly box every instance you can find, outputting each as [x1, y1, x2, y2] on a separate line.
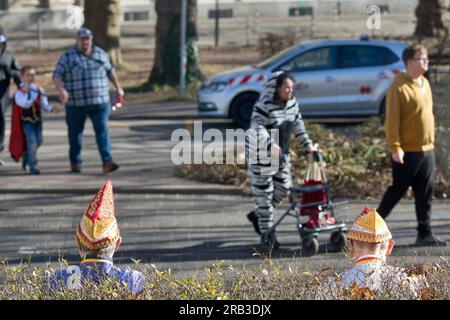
[346, 207, 392, 243]
[76, 180, 121, 251]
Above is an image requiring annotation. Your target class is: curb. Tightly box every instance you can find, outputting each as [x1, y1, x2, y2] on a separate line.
[0, 186, 246, 196]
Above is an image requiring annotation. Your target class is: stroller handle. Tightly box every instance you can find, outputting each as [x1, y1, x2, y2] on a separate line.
[312, 150, 323, 163]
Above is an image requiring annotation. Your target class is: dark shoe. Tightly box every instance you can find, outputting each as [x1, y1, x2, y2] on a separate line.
[415, 234, 448, 247]
[71, 163, 82, 173]
[247, 210, 261, 235]
[22, 159, 27, 171]
[30, 169, 40, 175]
[103, 161, 119, 173]
[261, 231, 280, 250]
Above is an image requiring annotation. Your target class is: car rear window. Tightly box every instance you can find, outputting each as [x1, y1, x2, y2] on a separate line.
[380, 47, 399, 65]
[338, 45, 399, 68]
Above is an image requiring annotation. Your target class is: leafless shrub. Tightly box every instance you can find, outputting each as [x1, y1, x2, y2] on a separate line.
[1, 256, 449, 300]
[257, 32, 298, 60]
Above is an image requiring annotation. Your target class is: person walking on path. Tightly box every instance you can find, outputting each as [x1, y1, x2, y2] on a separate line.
[246, 71, 317, 249]
[9, 65, 60, 174]
[377, 44, 447, 247]
[52, 28, 123, 174]
[0, 27, 21, 156]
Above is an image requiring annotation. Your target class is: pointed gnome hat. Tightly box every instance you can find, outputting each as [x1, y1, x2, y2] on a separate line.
[346, 207, 392, 243]
[76, 180, 121, 250]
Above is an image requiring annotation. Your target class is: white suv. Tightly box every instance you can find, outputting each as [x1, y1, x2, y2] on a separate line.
[198, 38, 407, 128]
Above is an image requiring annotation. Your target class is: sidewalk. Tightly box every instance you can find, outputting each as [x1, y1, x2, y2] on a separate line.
[0, 100, 242, 195]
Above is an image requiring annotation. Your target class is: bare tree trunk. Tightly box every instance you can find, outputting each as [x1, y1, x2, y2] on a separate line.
[84, 0, 122, 66]
[147, 0, 203, 88]
[414, 0, 445, 38]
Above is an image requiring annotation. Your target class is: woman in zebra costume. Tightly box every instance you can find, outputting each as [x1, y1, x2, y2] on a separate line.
[246, 71, 317, 249]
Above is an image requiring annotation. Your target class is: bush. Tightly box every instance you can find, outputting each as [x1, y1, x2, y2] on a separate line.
[257, 32, 297, 60]
[433, 73, 450, 198]
[177, 116, 450, 199]
[1, 257, 449, 300]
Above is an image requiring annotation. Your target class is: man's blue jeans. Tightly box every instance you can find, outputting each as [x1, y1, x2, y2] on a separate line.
[22, 121, 43, 172]
[65, 103, 112, 165]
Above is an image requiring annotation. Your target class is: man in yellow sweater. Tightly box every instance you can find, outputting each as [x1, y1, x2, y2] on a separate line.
[377, 44, 447, 247]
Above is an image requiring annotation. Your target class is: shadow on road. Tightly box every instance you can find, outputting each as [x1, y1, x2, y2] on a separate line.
[4, 240, 350, 266]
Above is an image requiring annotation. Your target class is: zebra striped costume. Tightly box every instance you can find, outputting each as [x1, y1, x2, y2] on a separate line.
[247, 71, 313, 235]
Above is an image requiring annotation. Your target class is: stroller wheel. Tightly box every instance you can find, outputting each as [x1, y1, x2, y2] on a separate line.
[330, 231, 348, 252]
[301, 237, 319, 257]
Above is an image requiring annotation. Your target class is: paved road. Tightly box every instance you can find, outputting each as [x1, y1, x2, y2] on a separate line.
[1, 192, 449, 273]
[0, 100, 366, 193]
[0, 101, 241, 194]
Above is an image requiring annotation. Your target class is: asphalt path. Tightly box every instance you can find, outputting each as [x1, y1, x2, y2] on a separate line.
[1, 192, 449, 273]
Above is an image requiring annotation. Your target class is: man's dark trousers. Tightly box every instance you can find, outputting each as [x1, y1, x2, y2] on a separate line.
[377, 150, 435, 237]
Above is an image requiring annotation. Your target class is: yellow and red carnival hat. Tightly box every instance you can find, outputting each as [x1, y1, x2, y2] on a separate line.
[346, 207, 392, 243]
[76, 180, 121, 250]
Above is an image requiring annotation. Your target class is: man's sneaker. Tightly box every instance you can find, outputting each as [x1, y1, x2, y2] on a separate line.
[261, 231, 280, 250]
[103, 161, 119, 173]
[30, 168, 40, 175]
[247, 210, 261, 235]
[415, 234, 448, 247]
[71, 163, 82, 173]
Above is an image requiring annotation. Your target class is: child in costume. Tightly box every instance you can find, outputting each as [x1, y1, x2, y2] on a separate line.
[9, 65, 59, 174]
[321, 207, 427, 299]
[48, 180, 145, 295]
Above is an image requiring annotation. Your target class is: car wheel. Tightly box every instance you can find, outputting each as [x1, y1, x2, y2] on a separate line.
[229, 92, 259, 129]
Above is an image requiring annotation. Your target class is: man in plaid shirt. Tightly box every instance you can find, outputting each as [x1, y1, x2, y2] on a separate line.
[53, 28, 123, 173]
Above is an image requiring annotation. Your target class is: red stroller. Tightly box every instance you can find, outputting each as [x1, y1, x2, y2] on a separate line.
[262, 151, 347, 256]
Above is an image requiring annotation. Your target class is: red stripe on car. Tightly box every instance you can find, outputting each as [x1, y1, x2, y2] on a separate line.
[240, 74, 252, 84]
